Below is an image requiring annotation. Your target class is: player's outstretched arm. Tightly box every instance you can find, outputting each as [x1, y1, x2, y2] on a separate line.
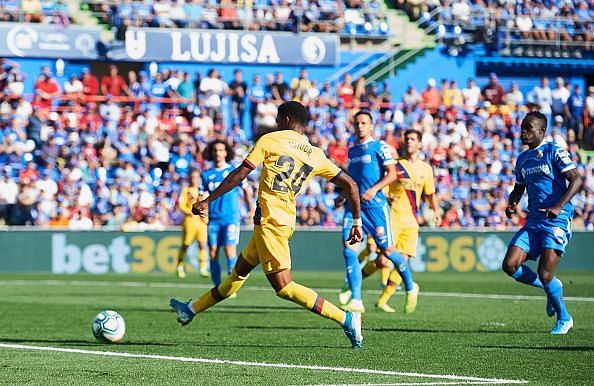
[505, 183, 526, 219]
[331, 172, 363, 244]
[361, 163, 397, 202]
[192, 164, 252, 216]
[540, 169, 583, 219]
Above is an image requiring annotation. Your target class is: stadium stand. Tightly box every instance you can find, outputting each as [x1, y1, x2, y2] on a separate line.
[397, 0, 593, 57]
[0, 61, 593, 229]
[79, 0, 391, 37]
[0, 0, 70, 24]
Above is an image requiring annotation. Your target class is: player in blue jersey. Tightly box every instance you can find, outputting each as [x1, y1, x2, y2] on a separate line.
[503, 111, 583, 335]
[201, 140, 255, 288]
[340, 111, 419, 313]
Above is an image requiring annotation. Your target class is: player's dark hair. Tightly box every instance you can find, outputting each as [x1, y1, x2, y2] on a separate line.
[204, 139, 234, 162]
[404, 129, 423, 141]
[524, 111, 548, 129]
[278, 101, 308, 127]
[354, 110, 373, 122]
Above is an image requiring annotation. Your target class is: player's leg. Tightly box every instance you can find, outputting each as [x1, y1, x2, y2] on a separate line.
[268, 269, 362, 348]
[502, 228, 545, 288]
[169, 238, 260, 325]
[539, 223, 573, 333]
[339, 236, 377, 305]
[208, 223, 222, 286]
[376, 226, 410, 311]
[176, 220, 195, 278]
[223, 222, 240, 275]
[539, 249, 572, 334]
[341, 211, 364, 311]
[197, 220, 209, 277]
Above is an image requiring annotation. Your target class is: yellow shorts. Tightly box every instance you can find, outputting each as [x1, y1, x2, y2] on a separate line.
[182, 217, 207, 246]
[242, 224, 294, 274]
[392, 225, 418, 257]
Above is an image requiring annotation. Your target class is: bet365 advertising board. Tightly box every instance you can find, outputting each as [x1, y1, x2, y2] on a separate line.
[1, 230, 592, 273]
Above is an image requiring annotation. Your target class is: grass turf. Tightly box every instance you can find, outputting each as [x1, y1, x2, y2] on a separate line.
[0, 271, 593, 385]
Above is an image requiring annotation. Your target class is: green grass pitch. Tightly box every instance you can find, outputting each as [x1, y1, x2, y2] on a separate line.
[0, 271, 593, 385]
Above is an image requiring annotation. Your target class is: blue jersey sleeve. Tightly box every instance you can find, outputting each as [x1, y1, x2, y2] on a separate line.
[378, 141, 395, 166]
[513, 152, 526, 185]
[199, 172, 208, 195]
[552, 145, 576, 174]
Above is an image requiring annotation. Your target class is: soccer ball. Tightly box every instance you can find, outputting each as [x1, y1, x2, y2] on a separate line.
[92, 310, 126, 343]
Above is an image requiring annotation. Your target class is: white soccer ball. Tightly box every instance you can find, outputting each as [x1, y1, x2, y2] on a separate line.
[92, 310, 126, 343]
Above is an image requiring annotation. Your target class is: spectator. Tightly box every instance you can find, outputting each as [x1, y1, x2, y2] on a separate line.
[81, 67, 99, 97]
[481, 73, 505, 105]
[566, 84, 585, 136]
[551, 77, 570, 120]
[101, 65, 128, 97]
[270, 71, 289, 103]
[229, 69, 247, 125]
[199, 69, 227, 120]
[291, 69, 312, 102]
[422, 78, 441, 115]
[34, 73, 61, 109]
[403, 84, 422, 106]
[462, 78, 481, 109]
[527, 76, 552, 119]
[504, 82, 524, 107]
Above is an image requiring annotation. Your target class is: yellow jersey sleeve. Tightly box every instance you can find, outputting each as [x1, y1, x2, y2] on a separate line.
[423, 164, 436, 196]
[314, 152, 341, 180]
[244, 136, 268, 170]
[178, 187, 194, 216]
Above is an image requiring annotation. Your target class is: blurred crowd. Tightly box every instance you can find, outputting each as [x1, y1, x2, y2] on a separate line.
[397, 0, 593, 55]
[1, 60, 594, 230]
[88, 0, 389, 37]
[0, 0, 69, 25]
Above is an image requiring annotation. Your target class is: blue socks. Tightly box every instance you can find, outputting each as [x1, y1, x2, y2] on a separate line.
[344, 248, 362, 300]
[211, 259, 221, 287]
[544, 278, 570, 321]
[511, 265, 544, 288]
[227, 256, 237, 275]
[386, 250, 414, 291]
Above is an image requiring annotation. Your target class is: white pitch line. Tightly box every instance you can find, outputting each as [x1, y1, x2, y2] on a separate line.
[318, 382, 522, 386]
[0, 343, 527, 385]
[0, 279, 593, 303]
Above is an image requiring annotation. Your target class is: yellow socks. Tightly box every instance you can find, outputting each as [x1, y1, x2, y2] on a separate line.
[277, 281, 346, 325]
[177, 247, 186, 266]
[358, 247, 370, 263]
[192, 268, 249, 313]
[380, 267, 390, 286]
[362, 260, 378, 278]
[198, 248, 208, 272]
[388, 269, 403, 287]
[377, 270, 402, 305]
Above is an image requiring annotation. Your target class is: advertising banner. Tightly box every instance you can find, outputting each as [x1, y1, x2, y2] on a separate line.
[109, 28, 339, 66]
[0, 23, 102, 59]
[0, 230, 592, 273]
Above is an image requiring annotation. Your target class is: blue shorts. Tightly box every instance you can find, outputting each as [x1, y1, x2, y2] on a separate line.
[208, 221, 240, 247]
[343, 206, 392, 250]
[509, 220, 572, 259]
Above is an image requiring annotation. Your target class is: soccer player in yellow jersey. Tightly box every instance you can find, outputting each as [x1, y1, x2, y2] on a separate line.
[375, 128, 441, 312]
[176, 170, 209, 279]
[170, 101, 364, 348]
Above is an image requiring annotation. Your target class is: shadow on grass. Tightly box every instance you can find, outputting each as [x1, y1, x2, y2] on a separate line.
[475, 345, 594, 352]
[235, 326, 542, 334]
[365, 327, 542, 334]
[0, 338, 176, 347]
[236, 325, 335, 331]
[182, 342, 344, 349]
